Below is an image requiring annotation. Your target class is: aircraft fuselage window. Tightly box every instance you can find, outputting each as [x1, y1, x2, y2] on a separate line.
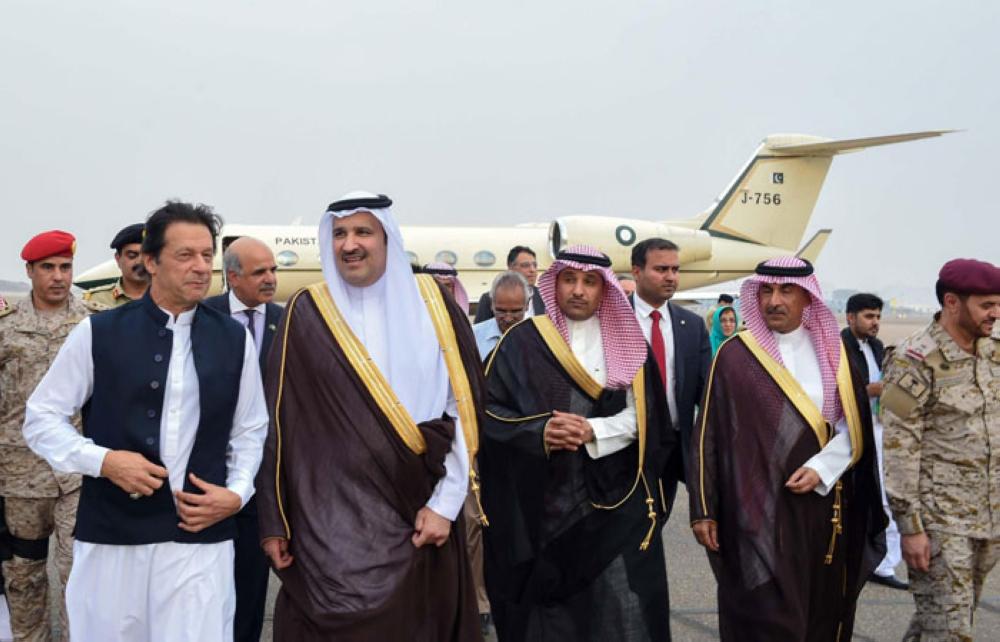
[276, 250, 300, 267]
[435, 250, 458, 265]
[473, 251, 496, 267]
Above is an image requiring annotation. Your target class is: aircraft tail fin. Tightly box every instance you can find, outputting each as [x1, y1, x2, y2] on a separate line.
[796, 229, 832, 263]
[699, 130, 953, 250]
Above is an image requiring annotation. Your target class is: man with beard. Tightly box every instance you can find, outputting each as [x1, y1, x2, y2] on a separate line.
[82, 223, 149, 309]
[203, 236, 282, 642]
[24, 202, 269, 641]
[841, 293, 907, 590]
[690, 256, 885, 641]
[881, 259, 1000, 641]
[481, 244, 674, 641]
[255, 192, 484, 641]
[0, 231, 89, 642]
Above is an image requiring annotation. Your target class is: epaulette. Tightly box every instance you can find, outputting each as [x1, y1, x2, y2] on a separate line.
[82, 283, 116, 300]
[82, 299, 111, 313]
[0, 301, 17, 320]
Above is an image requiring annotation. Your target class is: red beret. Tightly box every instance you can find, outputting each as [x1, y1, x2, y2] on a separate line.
[20, 230, 76, 262]
[936, 258, 1000, 303]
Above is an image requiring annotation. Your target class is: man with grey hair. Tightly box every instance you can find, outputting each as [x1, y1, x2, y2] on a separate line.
[203, 236, 282, 642]
[473, 271, 530, 362]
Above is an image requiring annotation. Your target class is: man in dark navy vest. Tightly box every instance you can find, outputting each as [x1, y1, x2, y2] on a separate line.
[203, 236, 282, 642]
[24, 202, 269, 642]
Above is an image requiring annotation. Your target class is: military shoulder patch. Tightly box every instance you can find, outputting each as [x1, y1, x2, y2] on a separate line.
[0, 301, 17, 319]
[882, 379, 922, 418]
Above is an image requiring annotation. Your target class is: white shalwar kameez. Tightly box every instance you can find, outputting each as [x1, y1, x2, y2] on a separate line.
[859, 338, 903, 576]
[23, 308, 268, 642]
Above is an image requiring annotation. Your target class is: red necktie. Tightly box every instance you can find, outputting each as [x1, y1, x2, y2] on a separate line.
[650, 310, 667, 385]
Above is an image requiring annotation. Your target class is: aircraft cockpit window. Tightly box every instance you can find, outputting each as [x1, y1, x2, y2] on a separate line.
[435, 250, 458, 265]
[276, 250, 299, 267]
[473, 251, 496, 267]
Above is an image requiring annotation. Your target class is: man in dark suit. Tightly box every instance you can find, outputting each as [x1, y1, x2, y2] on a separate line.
[841, 292, 906, 589]
[203, 236, 283, 642]
[474, 245, 545, 322]
[629, 238, 711, 516]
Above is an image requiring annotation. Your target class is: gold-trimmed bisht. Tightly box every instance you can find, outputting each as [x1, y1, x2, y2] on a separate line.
[271, 288, 308, 540]
[415, 275, 489, 526]
[528, 316, 658, 550]
[737, 332, 865, 563]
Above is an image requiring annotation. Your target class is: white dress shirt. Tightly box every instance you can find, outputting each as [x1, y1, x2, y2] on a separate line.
[565, 316, 638, 459]
[773, 325, 851, 497]
[23, 308, 269, 508]
[632, 295, 678, 430]
[228, 291, 266, 357]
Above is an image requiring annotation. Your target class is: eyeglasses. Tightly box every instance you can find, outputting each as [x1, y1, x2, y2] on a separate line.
[513, 261, 538, 270]
[494, 308, 526, 318]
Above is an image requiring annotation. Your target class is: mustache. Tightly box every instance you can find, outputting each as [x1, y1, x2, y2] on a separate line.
[765, 305, 787, 315]
[342, 249, 367, 260]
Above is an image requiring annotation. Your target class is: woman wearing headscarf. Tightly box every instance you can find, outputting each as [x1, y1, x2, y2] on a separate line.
[709, 305, 739, 357]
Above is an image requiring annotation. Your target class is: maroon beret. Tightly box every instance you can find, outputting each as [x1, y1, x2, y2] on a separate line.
[935, 258, 1000, 303]
[21, 230, 76, 262]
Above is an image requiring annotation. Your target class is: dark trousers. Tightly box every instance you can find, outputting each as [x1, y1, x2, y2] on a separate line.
[234, 498, 270, 642]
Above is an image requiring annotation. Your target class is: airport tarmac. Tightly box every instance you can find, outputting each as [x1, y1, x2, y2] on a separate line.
[255, 483, 1000, 641]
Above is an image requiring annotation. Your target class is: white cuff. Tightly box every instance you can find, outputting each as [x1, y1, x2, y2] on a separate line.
[82, 444, 112, 479]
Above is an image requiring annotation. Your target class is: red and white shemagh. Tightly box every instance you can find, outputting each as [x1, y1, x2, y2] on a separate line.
[537, 244, 647, 390]
[739, 256, 844, 424]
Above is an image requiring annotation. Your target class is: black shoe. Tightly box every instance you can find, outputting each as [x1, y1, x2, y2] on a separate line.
[870, 573, 909, 590]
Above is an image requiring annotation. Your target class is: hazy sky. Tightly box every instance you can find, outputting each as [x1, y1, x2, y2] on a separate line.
[2, 1, 996, 300]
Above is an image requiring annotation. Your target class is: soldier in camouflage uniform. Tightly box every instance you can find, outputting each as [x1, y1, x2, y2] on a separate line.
[80, 223, 147, 311]
[0, 231, 89, 642]
[882, 258, 1000, 642]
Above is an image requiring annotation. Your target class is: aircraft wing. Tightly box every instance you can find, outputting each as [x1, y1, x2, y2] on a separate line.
[768, 130, 956, 156]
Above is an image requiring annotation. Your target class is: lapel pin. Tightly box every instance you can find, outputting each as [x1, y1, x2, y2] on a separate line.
[268, 324, 277, 331]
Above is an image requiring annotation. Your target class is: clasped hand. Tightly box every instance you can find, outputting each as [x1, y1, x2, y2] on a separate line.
[543, 411, 595, 452]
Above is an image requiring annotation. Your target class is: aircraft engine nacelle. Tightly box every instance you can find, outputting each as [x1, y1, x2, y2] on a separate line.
[549, 216, 713, 272]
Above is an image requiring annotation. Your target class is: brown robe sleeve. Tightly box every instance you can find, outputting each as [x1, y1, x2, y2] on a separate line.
[255, 290, 298, 543]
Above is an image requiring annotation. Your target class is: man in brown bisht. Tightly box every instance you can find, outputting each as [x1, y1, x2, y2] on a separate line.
[690, 256, 887, 641]
[481, 244, 676, 641]
[255, 192, 485, 641]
